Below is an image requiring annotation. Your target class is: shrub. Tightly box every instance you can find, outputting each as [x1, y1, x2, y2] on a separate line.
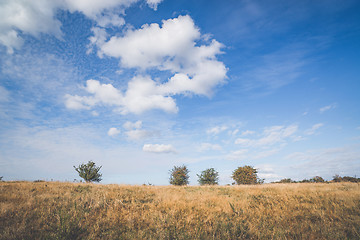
[74, 161, 102, 183]
[169, 165, 189, 186]
[197, 168, 219, 185]
[232, 165, 262, 185]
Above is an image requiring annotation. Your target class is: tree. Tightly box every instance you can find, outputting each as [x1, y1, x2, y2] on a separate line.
[310, 176, 325, 183]
[197, 168, 219, 185]
[232, 165, 262, 185]
[169, 165, 189, 186]
[74, 161, 102, 183]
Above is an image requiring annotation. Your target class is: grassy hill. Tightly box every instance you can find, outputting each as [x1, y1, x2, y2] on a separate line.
[1, 181, 359, 239]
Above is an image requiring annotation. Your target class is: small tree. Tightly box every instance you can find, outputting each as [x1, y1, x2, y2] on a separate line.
[197, 168, 219, 185]
[232, 165, 262, 185]
[169, 165, 189, 186]
[310, 176, 325, 183]
[74, 161, 102, 183]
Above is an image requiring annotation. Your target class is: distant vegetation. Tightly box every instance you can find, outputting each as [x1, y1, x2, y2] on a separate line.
[1, 181, 359, 239]
[273, 175, 360, 184]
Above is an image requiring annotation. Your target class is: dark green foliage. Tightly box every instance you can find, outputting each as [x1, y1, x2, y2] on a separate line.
[232, 165, 262, 185]
[74, 161, 102, 183]
[0, 176, 3, 181]
[274, 178, 296, 183]
[169, 165, 189, 186]
[197, 168, 219, 185]
[333, 175, 360, 183]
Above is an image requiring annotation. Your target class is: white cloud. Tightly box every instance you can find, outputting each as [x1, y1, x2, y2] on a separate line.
[0, 0, 150, 53]
[234, 138, 252, 145]
[229, 129, 239, 136]
[108, 127, 121, 136]
[65, 76, 178, 114]
[122, 120, 152, 141]
[143, 143, 176, 153]
[226, 149, 248, 160]
[145, 0, 163, 10]
[241, 130, 255, 136]
[198, 143, 222, 152]
[304, 123, 323, 135]
[0, 0, 63, 53]
[320, 104, 336, 113]
[207, 125, 228, 135]
[65, 15, 227, 115]
[123, 120, 142, 130]
[100, 15, 227, 95]
[235, 124, 298, 147]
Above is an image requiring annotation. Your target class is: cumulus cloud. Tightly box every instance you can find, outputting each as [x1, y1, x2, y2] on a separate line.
[235, 125, 298, 147]
[143, 144, 176, 153]
[108, 127, 121, 136]
[99, 15, 227, 96]
[65, 19, 227, 115]
[65, 77, 178, 114]
[0, 0, 63, 53]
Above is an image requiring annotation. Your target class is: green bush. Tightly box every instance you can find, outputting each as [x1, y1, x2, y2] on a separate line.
[197, 168, 219, 185]
[232, 166, 262, 185]
[169, 165, 189, 186]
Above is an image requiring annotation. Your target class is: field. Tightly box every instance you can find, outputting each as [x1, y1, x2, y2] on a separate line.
[1, 182, 359, 239]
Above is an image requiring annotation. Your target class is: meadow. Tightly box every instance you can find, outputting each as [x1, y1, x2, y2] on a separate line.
[1, 181, 359, 239]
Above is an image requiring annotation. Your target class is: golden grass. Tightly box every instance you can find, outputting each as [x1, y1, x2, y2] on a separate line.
[1, 181, 359, 239]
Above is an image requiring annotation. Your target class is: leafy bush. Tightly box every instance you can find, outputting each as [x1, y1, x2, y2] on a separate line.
[74, 161, 102, 183]
[232, 165, 262, 185]
[169, 165, 189, 186]
[197, 168, 219, 185]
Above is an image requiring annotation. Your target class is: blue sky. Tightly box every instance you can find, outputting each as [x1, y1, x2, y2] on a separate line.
[0, 0, 359, 185]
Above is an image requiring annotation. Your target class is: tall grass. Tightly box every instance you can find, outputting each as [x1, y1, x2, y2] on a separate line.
[1, 181, 359, 239]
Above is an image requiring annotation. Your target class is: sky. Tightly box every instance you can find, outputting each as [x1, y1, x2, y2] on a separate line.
[0, 0, 359, 185]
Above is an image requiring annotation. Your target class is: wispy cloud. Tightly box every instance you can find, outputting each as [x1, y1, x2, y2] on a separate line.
[207, 125, 228, 135]
[235, 125, 298, 147]
[143, 144, 176, 154]
[304, 123, 324, 135]
[198, 143, 222, 152]
[320, 103, 336, 113]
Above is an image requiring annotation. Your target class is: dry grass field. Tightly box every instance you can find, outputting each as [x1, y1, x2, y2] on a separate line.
[1, 181, 359, 239]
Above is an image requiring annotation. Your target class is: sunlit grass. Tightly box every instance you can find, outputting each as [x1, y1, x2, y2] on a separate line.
[1, 181, 359, 239]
